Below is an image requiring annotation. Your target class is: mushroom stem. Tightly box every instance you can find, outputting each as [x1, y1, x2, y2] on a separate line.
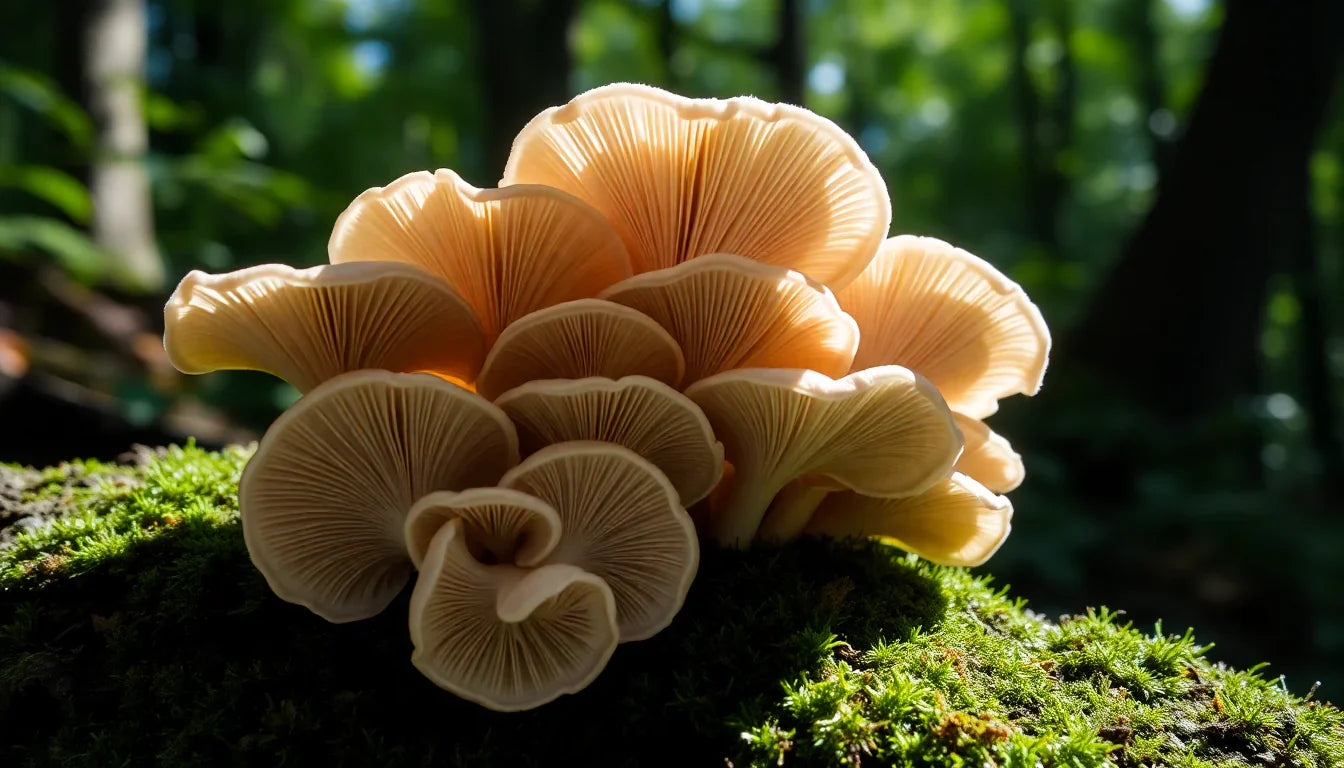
[708, 468, 777, 548]
[757, 480, 832, 542]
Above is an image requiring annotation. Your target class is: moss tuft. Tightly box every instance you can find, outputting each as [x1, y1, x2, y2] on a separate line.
[1, 446, 1339, 767]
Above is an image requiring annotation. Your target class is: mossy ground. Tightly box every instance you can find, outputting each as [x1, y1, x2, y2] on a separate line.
[0, 446, 1339, 767]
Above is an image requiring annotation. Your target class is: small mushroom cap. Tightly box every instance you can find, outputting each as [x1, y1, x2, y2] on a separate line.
[404, 487, 562, 570]
[499, 441, 699, 641]
[502, 83, 890, 287]
[164, 262, 486, 393]
[474, 299, 685, 401]
[599, 253, 859, 384]
[952, 412, 1025, 493]
[837, 235, 1051, 418]
[495, 376, 724, 506]
[685, 367, 963, 547]
[328, 168, 632, 344]
[409, 519, 620, 711]
[803, 473, 1013, 567]
[239, 370, 519, 623]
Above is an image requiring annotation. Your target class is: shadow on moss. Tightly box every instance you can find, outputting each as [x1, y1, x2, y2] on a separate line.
[1, 515, 946, 767]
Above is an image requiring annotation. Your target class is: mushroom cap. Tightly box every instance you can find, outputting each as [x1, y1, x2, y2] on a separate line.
[495, 376, 724, 506]
[502, 83, 890, 288]
[836, 235, 1051, 418]
[684, 366, 963, 547]
[164, 262, 486, 393]
[328, 168, 632, 344]
[239, 370, 519, 623]
[409, 519, 620, 711]
[499, 441, 699, 641]
[404, 487, 562, 570]
[474, 299, 685, 401]
[598, 253, 860, 384]
[803, 473, 1013, 567]
[952, 412, 1025, 493]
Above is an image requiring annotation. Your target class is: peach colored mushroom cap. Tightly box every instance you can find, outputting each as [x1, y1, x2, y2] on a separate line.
[804, 473, 1013, 567]
[952, 412, 1025, 493]
[499, 441, 699, 641]
[164, 262, 485, 393]
[474, 299, 684, 401]
[328, 168, 632, 344]
[599, 253, 859, 385]
[836, 235, 1051, 419]
[502, 83, 891, 288]
[239, 370, 519, 622]
[495, 376, 723, 506]
[409, 519, 620, 711]
[685, 367, 963, 547]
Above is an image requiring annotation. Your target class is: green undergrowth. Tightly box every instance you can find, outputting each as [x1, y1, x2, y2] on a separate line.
[1, 446, 1339, 767]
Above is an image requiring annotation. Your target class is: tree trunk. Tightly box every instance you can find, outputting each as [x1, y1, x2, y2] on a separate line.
[472, 0, 580, 181]
[84, 0, 163, 292]
[1063, 0, 1344, 421]
[772, 0, 804, 105]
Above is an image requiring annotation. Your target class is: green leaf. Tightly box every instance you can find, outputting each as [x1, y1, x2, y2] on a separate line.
[0, 166, 93, 222]
[0, 215, 110, 281]
[0, 66, 94, 151]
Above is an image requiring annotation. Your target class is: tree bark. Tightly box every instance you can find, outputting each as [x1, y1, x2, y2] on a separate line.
[84, 0, 163, 292]
[472, 0, 580, 181]
[1064, 0, 1344, 421]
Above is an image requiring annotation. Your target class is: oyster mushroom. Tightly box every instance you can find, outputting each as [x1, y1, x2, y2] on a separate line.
[685, 367, 962, 547]
[502, 83, 890, 287]
[952, 412, 1025, 493]
[499, 441, 699, 641]
[803, 473, 1013, 567]
[403, 487, 562, 570]
[836, 235, 1051, 419]
[409, 518, 620, 711]
[328, 168, 632, 344]
[164, 262, 485, 392]
[474, 299, 684, 401]
[239, 370, 519, 622]
[599, 253, 859, 384]
[495, 376, 723, 505]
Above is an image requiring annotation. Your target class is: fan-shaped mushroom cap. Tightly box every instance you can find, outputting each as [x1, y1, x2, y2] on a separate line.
[803, 473, 1013, 567]
[404, 487, 562, 570]
[952, 412, 1025, 493]
[685, 367, 963, 547]
[164, 262, 486, 393]
[502, 83, 890, 288]
[495, 376, 723, 505]
[499, 442, 699, 641]
[474, 299, 684, 401]
[599, 253, 859, 384]
[239, 370, 519, 622]
[328, 168, 632, 344]
[836, 235, 1051, 418]
[409, 519, 620, 711]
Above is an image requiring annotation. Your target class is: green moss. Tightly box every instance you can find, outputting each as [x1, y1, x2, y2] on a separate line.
[1, 446, 1339, 767]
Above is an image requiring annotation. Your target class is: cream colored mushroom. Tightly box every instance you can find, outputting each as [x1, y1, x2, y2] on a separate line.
[685, 367, 963, 547]
[836, 235, 1051, 419]
[239, 370, 519, 622]
[495, 376, 723, 505]
[499, 441, 698, 641]
[409, 518, 620, 711]
[328, 168, 632, 344]
[403, 487, 562, 570]
[474, 299, 684, 401]
[952, 412, 1025, 493]
[164, 262, 485, 392]
[502, 83, 890, 287]
[599, 253, 859, 384]
[803, 473, 1013, 567]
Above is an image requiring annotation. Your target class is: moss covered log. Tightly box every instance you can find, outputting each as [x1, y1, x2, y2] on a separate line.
[1, 446, 1339, 767]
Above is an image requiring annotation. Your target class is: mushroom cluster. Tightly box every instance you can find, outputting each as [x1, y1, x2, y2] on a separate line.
[164, 83, 1050, 710]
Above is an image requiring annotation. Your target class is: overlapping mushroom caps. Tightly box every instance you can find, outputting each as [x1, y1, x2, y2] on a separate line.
[162, 81, 1053, 712]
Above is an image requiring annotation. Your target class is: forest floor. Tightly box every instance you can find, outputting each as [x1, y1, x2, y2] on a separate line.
[1, 445, 1340, 767]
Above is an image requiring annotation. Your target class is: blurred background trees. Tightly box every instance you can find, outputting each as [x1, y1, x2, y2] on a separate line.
[1, 0, 1340, 692]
